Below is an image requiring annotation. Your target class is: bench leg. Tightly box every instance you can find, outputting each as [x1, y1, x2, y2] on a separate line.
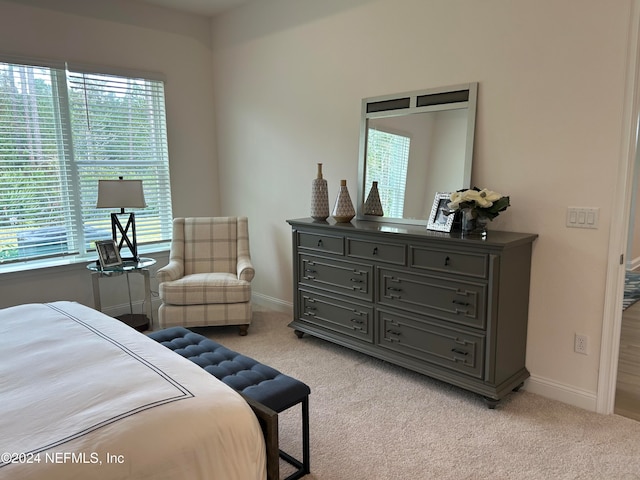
[279, 396, 310, 480]
[302, 396, 310, 474]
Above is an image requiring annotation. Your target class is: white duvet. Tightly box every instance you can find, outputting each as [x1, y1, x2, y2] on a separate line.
[0, 301, 266, 480]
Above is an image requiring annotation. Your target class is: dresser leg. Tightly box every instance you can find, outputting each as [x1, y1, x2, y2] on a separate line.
[294, 330, 305, 339]
[484, 397, 500, 409]
[512, 382, 524, 392]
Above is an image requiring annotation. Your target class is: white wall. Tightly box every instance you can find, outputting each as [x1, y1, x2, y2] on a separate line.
[0, 0, 634, 412]
[211, 0, 633, 408]
[0, 0, 220, 313]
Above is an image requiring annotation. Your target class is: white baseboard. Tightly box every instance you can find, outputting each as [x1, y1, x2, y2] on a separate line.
[625, 257, 640, 272]
[252, 292, 293, 314]
[524, 374, 597, 412]
[102, 295, 288, 323]
[101, 297, 162, 320]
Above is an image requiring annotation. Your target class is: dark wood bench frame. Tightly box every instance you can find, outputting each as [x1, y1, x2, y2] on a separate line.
[241, 394, 279, 480]
[241, 393, 309, 480]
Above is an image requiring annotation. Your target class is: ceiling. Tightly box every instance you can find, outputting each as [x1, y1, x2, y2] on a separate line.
[136, 0, 251, 17]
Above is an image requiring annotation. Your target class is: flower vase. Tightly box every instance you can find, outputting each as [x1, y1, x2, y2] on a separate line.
[477, 216, 489, 238]
[363, 181, 384, 216]
[310, 163, 329, 221]
[332, 179, 355, 223]
[461, 208, 488, 239]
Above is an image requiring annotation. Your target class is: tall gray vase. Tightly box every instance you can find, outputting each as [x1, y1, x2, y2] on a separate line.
[310, 163, 329, 221]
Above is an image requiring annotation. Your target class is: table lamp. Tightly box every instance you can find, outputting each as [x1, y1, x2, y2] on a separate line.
[97, 177, 146, 262]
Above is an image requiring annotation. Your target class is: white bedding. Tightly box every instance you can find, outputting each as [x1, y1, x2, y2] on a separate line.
[0, 301, 266, 480]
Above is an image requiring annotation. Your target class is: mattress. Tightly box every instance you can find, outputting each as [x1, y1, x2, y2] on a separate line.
[0, 301, 266, 480]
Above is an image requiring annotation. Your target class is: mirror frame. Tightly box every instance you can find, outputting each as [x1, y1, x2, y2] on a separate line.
[356, 82, 478, 226]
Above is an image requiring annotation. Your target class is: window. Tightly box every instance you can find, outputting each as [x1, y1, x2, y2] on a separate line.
[364, 128, 410, 218]
[0, 58, 173, 267]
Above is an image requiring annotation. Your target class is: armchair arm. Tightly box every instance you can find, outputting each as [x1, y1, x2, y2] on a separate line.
[157, 260, 184, 284]
[237, 256, 255, 282]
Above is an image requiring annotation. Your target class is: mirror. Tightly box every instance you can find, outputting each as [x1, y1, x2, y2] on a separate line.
[356, 83, 478, 226]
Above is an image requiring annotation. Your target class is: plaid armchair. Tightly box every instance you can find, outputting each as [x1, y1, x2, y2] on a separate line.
[157, 217, 254, 335]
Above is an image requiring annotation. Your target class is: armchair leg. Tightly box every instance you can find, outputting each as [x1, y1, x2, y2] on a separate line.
[239, 325, 249, 336]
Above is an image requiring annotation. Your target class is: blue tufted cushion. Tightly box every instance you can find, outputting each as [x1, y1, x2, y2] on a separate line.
[149, 327, 310, 412]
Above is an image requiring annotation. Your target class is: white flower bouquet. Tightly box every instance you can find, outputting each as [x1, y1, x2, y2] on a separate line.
[447, 187, 510, 221]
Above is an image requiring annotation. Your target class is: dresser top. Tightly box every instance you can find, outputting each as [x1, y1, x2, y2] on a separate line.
[287, 217, 538, 249]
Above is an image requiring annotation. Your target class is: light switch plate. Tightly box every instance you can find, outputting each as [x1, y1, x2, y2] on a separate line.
[567, 207, 599, 229]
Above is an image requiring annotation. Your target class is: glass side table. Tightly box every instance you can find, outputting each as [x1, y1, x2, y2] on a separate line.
[87, 257, 156, 332]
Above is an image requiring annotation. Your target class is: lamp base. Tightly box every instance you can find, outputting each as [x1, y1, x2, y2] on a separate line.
[115, 313, 150, 332]
[111, 212, 139, 263]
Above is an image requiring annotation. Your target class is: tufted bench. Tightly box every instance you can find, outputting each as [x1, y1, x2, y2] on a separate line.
[148, 326, 310, 480]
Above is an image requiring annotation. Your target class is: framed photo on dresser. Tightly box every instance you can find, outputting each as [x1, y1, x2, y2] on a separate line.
[427, 192, 454, 232]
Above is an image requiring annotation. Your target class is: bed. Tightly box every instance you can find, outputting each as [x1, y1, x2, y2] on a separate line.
[0, 301, 267, 480]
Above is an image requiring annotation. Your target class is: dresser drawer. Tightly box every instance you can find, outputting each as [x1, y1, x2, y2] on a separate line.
[377, 309, 485, 379]
[347, 237, 406, 265]
[298, 289, 373, 343]
[298, 254, 373, 302]
[378, 268, 486, 329]
[410, 246, 488, 279]
[297, 231, 344, 255]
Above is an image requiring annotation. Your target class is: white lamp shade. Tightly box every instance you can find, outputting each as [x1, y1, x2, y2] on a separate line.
[97, 179, 146, 209]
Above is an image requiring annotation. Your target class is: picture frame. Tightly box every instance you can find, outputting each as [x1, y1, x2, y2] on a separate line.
[426, 192, 455, 232]
[96, 239, 122, 269]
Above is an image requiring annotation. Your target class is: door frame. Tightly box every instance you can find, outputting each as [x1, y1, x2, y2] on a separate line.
[597, 0, 640, 414]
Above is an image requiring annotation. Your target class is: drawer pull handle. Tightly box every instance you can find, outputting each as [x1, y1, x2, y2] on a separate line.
[451, 348, 468, 356]
[445, 256, 451, 266]
[350, 278, 364, 283]
[452, 300, 469, 306]
[305, 269, 317, 274]
[372, 247, 378, 255]
[388, 287, 402, 292]
[317, 239, 323, 247]
[385, 329, 401, 342]
[351, 320, 365, 332]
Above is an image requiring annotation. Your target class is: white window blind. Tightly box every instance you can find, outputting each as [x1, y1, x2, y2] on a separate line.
[0, 59, 173, 266]
[364, 128, 410, 218]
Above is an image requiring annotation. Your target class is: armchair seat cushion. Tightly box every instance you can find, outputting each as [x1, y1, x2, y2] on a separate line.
[160, 272, 251, 306]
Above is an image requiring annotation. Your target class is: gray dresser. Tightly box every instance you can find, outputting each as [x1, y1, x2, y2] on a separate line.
[287, 217, 537, 407]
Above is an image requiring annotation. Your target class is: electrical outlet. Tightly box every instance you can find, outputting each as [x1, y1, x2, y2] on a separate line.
[574, 333, 589, 355]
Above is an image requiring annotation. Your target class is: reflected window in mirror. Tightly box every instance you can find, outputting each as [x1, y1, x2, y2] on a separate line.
[365, 128, 410, 218]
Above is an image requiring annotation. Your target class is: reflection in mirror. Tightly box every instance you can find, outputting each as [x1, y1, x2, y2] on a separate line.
[357, 83, 477, 226]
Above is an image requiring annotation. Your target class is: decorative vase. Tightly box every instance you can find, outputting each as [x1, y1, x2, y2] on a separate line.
[332, 179, 355, 223]
[310, 163, 329, 221]
[363, 181, 384, 216]
[460, 208, 488, 239]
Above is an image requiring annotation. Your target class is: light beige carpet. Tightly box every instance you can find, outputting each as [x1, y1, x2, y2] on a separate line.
[192, 308, 640, 480]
